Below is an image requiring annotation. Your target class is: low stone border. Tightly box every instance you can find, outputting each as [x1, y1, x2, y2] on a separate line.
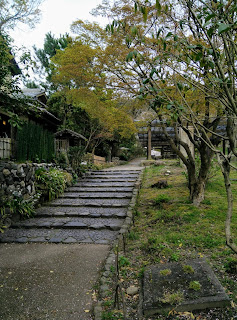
[93, 167, 145, 320]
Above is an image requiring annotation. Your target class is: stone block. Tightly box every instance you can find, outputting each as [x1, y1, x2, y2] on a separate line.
[142, 259, 230, 316]
[3, 169, 11, 176]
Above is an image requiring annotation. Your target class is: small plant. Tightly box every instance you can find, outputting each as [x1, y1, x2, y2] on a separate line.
[154, 194, 170, 208]
[189, 281, 201, 291]
[128, 230, 139, 240]
[35, 167, 72, 201]
[118, 255, 130, 267]
[183, 265, 195, 274]
[110, 265, 115, 273]
[138, 267, 145, 278]
[102, 310, 124, 320]
[6, 192, 39, 219]
[160, 290, 184, 305]
[170, 252, 180, 262]
[160, 269, 172, 276]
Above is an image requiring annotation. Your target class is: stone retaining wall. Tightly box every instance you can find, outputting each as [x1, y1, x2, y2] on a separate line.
[0, 161, 74, 203]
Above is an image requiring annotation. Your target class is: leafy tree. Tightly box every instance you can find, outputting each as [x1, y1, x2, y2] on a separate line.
[98, 0, 237, 252]
[86, 0, 222, 207]
[49, 38, 136, 154]
[0, 33, 24, 116]
[0, 0, 42, 31]
[33, 32, 72, 89]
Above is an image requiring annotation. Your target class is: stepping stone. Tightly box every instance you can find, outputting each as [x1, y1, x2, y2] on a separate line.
[142, 258, 230, 316]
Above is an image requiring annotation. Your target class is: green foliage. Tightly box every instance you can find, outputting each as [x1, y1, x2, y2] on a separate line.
[118, 255, 130, 268]
[160, 269, 172, 276]
[170, 252, 181, 262]
[154, 194, 170, 207]
[128, 230, 139, 240]
[182, 265, 195, 274]
[35, 167, 71, 201]
[68, 146, 86, 173]
[0, 0, 42, 31]
[33, 32, 71, 88]
[16, 121, 55, 162]
[5, 192, 40, 219]
[102, 311, 124, 320]
[160, 290, 184, 305]
[189, 281, 201, 291]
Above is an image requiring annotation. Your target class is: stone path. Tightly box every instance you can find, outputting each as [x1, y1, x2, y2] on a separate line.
[0, 169, 141, 244]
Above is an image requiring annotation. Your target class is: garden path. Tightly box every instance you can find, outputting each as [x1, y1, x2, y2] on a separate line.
[0, 158, 143, 320]
[0, 160, 142, 244]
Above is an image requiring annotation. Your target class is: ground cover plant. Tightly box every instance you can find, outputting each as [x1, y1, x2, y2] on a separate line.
[35, 167, 73, 201]
[101, 160, 237, 319]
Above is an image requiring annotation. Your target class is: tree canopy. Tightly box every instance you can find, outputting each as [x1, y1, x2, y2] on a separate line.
[0, 0, 43, 31]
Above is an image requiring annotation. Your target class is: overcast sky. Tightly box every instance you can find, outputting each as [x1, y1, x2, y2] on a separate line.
[10, 0, 107, 50]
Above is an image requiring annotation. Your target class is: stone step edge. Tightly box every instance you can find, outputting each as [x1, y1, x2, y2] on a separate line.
[10, 224, 122, 231]
[35, 213, 127, 218]
[88, 170, 141, 172]
[0, 238, 111, 244]
[66, 189, 133, 191]
[46, 204, 129, 208]
[93, 167, 145, 320]
[58, 195, 132, 199]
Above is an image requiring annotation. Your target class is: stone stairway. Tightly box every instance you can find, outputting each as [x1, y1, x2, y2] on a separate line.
[0, 169, 141, 244]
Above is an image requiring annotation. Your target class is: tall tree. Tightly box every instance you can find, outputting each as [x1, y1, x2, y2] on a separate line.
[33, 32, 72, 89]
[0, 0, 42, 31]
[49, 38, 136, 154]
[85, 0, 222, 206]
[101, 0, 237, 252]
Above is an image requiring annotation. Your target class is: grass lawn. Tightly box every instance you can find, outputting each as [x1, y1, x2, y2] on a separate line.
[101, 160, 237, 319]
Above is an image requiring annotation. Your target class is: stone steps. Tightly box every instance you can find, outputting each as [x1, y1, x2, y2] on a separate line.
[87, 170, 140, 175]
[83, 175, 138, 180]
[75, 182, 135, 187]
[35, 206, 127, 218]
[47, 199, 130, 207]
[0, 167, 141, 244]
[60, 192, 132, 199]
[67, 187, 134, 192]
[11, 217, 123, 230]
[0, 228, 118, 244]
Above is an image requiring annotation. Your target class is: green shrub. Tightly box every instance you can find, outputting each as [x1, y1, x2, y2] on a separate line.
[35, 167, 72, 201]
[3, 191, 40, 220]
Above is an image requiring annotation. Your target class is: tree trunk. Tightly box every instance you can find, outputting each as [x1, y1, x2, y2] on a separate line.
[217, 156, 237, 254]
[147, 126, 152, 160]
